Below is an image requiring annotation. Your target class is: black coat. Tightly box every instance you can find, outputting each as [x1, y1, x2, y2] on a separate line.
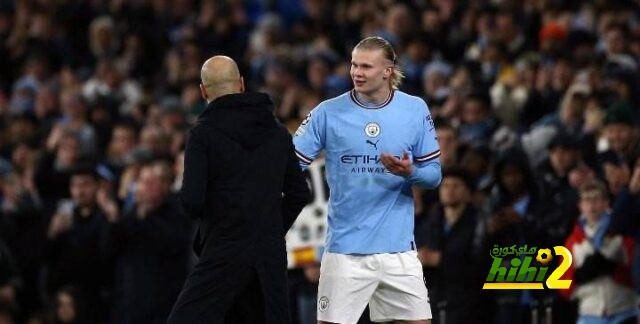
[417, 205, 490, 324]
[44, 206, 112, 319]
[168, 92, 310, 324]
[109, 196, 192, 324]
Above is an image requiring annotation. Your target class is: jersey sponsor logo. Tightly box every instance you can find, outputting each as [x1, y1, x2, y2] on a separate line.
[366, 139, 380, 150]
[340, 154, 400, 174]
[340, 154, 401, 164]
[365, 122, 380, 137]
[341, 154, 381, 164]
[350, 166, 388, 174]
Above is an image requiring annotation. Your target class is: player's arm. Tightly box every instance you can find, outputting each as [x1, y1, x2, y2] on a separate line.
[407, 160, 441, 189]
[292, 105, 326, 170]
[408, 99, 442, 189]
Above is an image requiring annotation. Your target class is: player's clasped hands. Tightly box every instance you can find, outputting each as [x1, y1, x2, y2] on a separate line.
[380, 152, 413, 177]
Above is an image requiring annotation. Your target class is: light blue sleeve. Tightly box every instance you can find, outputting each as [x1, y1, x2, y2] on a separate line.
[408, 99, 442, 189]
[293, 105, 326, 170]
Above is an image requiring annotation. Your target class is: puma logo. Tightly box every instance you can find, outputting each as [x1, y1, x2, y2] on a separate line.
[366, 139, 380, 150]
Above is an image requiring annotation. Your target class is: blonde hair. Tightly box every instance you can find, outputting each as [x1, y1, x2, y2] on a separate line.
[354, 36, 404, 89]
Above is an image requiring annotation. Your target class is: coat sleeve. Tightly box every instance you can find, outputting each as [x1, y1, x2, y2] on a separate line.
[282, 135, 312, 232]
[180, 127, 210, 220]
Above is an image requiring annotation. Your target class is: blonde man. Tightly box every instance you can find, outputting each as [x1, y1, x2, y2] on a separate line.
[294, 37, 441, 324]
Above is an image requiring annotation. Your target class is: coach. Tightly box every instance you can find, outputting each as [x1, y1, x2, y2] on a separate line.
[168, 56, 310, 324]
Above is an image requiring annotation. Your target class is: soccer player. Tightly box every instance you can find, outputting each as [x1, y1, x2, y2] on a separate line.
[293, 36, 441, 324]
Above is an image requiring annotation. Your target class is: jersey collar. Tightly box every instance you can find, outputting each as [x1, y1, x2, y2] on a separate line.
[350, 89, 394, 109]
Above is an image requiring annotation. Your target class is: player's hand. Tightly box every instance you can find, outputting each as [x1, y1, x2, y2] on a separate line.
[380, 152, 413, 177]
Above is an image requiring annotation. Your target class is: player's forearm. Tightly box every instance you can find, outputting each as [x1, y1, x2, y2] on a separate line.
[407, 161, 442, 189]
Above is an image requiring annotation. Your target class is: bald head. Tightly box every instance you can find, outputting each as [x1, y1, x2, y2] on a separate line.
[200, 56, 244, 103]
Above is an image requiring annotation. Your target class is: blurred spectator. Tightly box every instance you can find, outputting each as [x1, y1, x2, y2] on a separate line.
[598, 102, 639, 196]
[106, 161, 191, 324]
[560, 179, 636, 324]
[458, 92, 499, 146]
[103, 122, 139, 179]
[422, 61, 452, 107]
[0, 238, 20, 315]
[533, 82, 591, 139]
[43, 168, 116, 321]
[416, 168, 489, 324]
[535, 133, 583, 247]
[82, 60, 143, 115]
[88, 16, 118, 62]
[494, 10, 530, 61]
[34, 131, 82, 213]
[435, 120, 459, 169]
[520, 56, 574, 129]
[47, 91, 96, 155]
[51, 286, 87, 324]
[477, 149, 546, 324]
[610, 158, 640, 293]
[458, 144, 492, 199]
[139, 125, 171, 158]
[600, 23, 637, 71]
[539, 23, 568, 60]
[0, 172, 43, 315]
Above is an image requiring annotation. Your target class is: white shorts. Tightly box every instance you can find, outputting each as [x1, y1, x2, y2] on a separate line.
[317, 250, 432, 323]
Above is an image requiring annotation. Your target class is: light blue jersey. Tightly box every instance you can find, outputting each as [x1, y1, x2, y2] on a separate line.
[293, 90, 442, 254]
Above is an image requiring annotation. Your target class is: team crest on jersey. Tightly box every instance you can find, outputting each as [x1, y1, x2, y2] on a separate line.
[318, 296, 330, 312]
[365, 122, 380, 137]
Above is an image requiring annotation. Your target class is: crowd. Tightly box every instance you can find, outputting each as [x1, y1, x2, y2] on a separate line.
[0, 0, 640, 323]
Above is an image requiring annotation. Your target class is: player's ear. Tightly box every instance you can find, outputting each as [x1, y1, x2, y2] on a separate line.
[383, 66, 392, 80]
[200, 83, 208, 101]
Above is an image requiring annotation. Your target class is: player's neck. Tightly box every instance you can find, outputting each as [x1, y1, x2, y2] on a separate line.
[356, 86, 392, 106]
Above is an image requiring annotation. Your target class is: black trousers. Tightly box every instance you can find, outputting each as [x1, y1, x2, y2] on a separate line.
[167, 257, 290, 324]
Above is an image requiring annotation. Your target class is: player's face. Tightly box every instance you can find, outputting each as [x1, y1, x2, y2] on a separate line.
[350, 48, 392, 96]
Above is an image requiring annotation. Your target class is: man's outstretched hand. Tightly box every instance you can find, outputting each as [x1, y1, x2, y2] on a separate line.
[381, 152, 413, 177]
